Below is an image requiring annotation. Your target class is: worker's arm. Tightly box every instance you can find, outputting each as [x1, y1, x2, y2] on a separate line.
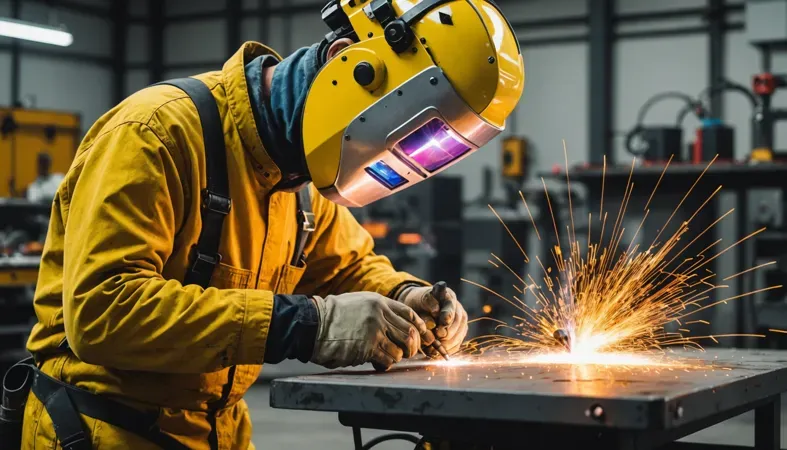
[295, 185, 428, 299]
[62, 122, 272, 374]
[295, 187, 469, 356]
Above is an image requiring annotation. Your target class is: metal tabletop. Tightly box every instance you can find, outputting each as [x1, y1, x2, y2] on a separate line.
[270, 349, 787, 449]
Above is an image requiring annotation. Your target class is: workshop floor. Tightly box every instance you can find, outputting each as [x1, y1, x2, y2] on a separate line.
[248, 383, 399, 449]
[247, 384, 787, 449]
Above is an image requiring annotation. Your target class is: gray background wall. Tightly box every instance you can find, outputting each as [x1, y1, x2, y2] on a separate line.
[0, 0, 771, 193]
[0, 0, 116, 130]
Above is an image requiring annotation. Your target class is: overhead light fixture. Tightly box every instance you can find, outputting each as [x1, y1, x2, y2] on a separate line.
[0, 17, 73, 47]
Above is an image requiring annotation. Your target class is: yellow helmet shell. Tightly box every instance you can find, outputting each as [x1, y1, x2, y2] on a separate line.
[302, 0, 525, 201]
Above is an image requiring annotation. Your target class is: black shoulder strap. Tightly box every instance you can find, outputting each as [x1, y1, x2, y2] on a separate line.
[292, 185, 315, 267]
[156, 78, 231, 289]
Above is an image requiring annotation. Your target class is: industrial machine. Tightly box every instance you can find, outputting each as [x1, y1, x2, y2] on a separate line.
[746, 0, 787, 162]
[0, 108, 76, 372]
[624, 89, 741, 164]
[353, 176, 464, 292]
[0, 199, 50, 374]
[461, 136, 535, 336]
[0, 107, 79, 197]
[625, 0, 787, 166]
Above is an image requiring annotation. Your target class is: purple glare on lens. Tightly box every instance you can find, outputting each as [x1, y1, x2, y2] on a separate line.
[398, 119, 471, 172]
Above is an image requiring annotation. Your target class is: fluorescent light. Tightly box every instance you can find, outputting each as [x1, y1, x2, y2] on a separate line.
[0, 18, 73, 47]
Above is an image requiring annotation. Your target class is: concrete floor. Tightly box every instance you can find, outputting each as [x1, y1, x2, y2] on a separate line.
[248, 382, 787, 449]
[248, 383, 401, 449]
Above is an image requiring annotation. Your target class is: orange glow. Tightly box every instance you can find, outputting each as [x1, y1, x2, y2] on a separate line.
[398, 233, 423, 245]
[362, 222, 389, 239]
[482, 305, 493, 314]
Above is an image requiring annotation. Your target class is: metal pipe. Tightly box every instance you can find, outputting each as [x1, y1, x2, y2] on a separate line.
[770, 108, 787, 120]
[588, 0, 614, 165]
[227, 0, 241, 58]
[16, 0, 109, 18]
[708, 0, 725, 119]
[111, 0, 129, 105]
[149, 0, 165, 83]
[761, 45, 773, 73]
[10, 0, 20, 106]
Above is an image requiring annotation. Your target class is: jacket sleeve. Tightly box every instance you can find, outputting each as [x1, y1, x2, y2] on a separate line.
[295, 185, 428, 299]
[62, 122, 272, 374]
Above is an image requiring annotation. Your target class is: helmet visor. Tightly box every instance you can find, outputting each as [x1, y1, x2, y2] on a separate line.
[397, 118, 472, 173]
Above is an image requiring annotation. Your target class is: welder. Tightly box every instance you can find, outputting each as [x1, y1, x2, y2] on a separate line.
[3, 1, 525, 449]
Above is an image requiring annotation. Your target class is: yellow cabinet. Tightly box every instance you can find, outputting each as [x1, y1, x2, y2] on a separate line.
[0, 108, 79, 198]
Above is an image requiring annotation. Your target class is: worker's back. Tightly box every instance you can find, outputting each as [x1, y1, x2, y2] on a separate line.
[24, 42, 315, 450]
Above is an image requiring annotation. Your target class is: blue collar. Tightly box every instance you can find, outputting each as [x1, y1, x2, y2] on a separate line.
[244, 44, 321, 187]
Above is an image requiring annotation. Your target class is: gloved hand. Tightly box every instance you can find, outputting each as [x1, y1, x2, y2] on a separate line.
[398, 283, 468, 356]
[310, 292, 435, 370]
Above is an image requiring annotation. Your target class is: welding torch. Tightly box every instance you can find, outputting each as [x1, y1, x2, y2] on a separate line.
[372, 282, 452, 372]
[554, 329, 571, 352]
[425, 282, 451, 361]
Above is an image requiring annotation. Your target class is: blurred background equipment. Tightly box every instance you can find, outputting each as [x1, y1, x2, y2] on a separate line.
[0, 108, 78, 198]
[0, 107, 76, 374]
[353, 176, 464, 292]
[0, 199, 50, 374]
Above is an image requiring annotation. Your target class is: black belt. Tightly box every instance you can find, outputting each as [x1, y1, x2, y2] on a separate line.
[29, 364, 189, 450]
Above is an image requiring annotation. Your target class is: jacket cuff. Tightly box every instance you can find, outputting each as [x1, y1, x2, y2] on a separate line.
[263, 294, 319, 364]
[235, 290, 275, 365]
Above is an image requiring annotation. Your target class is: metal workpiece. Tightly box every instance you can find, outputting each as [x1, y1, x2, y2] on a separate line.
[271, 349, 787, 440]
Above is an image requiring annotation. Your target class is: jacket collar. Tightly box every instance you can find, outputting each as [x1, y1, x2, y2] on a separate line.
[223, 42, 284, 189]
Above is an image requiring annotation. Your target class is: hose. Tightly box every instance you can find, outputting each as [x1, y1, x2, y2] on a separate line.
[675, 79, 758, 126]
[352, 427, 421, 450]
[625, 91, 700, 157]
[361, 433, 421, 449]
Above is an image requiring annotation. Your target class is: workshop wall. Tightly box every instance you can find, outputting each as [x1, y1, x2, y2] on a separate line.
[0, 0, 114, 134]
[0, 0, 9, 106]
[445, 0, 589, 202]
[126, 0, 150, 97]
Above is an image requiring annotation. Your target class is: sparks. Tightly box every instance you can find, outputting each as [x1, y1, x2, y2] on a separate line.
[458, 153, 779, 366]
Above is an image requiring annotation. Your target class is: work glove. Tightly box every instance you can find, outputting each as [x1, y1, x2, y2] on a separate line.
[398, 282, 468, 356]
[310, 292, 435, 370]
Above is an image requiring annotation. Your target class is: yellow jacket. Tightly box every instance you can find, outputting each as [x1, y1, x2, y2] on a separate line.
[23, 42, 423, 449]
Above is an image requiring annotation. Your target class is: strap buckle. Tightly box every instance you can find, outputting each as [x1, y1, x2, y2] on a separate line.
[190, 251, 221, 276]
[299, 211, 316, 233]
[201, 189, 231, 215]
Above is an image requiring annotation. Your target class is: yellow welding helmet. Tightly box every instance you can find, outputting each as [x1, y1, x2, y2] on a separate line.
[302, 0, 525, 207]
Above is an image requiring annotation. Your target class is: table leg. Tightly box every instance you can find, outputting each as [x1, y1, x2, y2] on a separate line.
[755, 395, 781, 450]
[353, 427, 363, 450]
